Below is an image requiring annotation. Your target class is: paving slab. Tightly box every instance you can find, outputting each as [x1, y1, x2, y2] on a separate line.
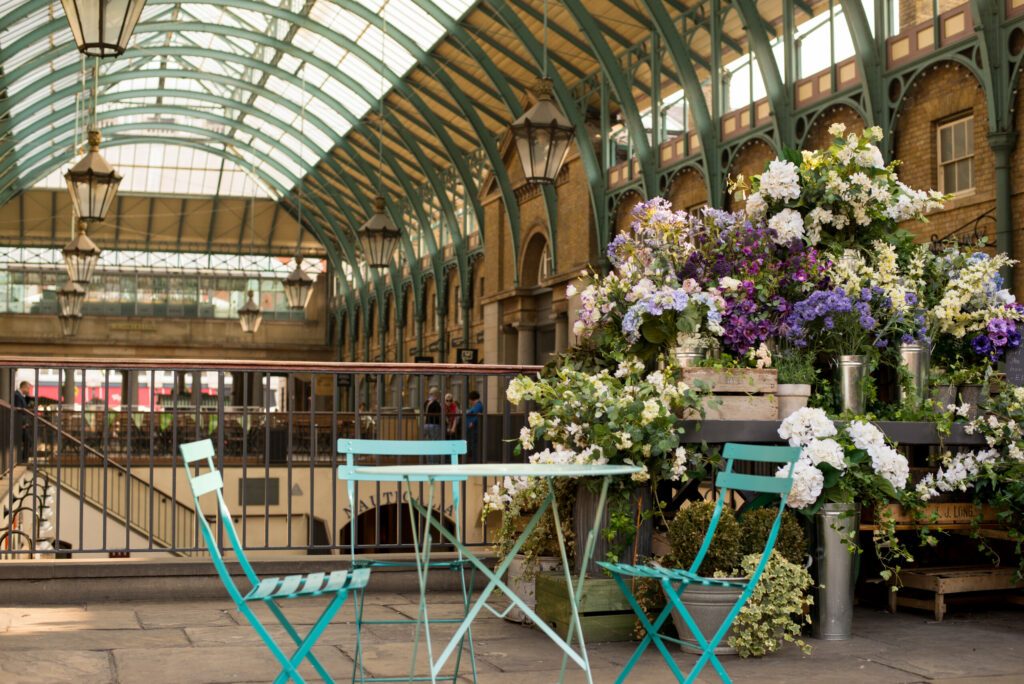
[338, 639, 501, 680]
[2, 605, 140, 631]
[0, 627, 189, 651]
[129, 602, 238, 629]
[0, 649, 114, 684]
[114, 644, 352, 684]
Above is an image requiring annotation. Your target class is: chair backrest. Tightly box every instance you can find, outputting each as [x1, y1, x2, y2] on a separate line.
[180, 439, 259, 604]
[688, 443, 800, 578]
[336, 438, 467, 561]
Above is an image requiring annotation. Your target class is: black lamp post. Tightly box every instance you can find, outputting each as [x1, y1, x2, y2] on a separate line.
[358, 196, 401, 269]
[59, 0, 148, 57]
[65, 130, 122, 223]
[238, 290, 263, 334]
[283, 256, 315, 310]
[510, 78, 574, 185]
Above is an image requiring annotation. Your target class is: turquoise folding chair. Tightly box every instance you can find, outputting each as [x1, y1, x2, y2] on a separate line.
[599, 443, 800, 683]
[180, 439, 370, 684]
[336, 438, 477, 684]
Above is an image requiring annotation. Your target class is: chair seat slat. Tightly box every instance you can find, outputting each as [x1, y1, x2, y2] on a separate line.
[301, 572, 326, 595]
[276, 574, 304, 598]
[249, 577, 280, 600]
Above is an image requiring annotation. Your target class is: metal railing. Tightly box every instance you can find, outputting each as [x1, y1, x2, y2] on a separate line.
[1, 358, 538, 559]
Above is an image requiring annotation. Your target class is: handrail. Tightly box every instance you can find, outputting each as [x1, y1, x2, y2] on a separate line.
[0, 357, 542, 374]
[0, 398, 198, 553]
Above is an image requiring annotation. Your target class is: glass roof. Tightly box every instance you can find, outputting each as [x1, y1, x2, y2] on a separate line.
[0, 0, 476, 200]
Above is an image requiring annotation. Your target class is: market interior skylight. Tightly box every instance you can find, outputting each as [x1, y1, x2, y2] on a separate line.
[0, 0, 477, 199]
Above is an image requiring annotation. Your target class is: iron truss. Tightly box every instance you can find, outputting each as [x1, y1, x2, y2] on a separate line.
[2, 1, 1024, 354]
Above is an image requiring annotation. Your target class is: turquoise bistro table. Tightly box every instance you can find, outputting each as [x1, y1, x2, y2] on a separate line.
[337, 461, 641, 684]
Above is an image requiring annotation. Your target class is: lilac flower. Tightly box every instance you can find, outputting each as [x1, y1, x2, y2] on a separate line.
[971, 335, 993, 356]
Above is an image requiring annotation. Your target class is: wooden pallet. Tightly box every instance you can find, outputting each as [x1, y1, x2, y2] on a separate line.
[680, 368, 778, 420]
[534, 572, 636, 642]
[887, 565, 1024, 621]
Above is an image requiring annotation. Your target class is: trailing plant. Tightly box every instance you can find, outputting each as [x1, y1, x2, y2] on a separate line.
[727, 552, 813, 658]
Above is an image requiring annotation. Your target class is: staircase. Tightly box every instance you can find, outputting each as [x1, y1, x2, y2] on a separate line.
[1, 400, 200, 556]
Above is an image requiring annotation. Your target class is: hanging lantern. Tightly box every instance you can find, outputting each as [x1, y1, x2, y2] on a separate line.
[63, 220, 102, 286]
[58, 313, 83, 337]
[58, 280, 87, 317]
[357, 196, 401, 269]
[238, 290, 263, 334]
[510, 78, 575, 185]
[282, 256, 315, 310]
[59, 0, 148, 57]
[65, 130, 122, 223]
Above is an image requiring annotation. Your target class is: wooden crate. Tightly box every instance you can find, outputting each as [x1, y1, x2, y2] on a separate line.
[863, 502, 999, 531]
[680, 368, 778, 420]
[887, 565, 1024, 621]
[533, 572, 635, 642]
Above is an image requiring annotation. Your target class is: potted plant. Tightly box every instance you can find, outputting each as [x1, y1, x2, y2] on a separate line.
[775, 407, 914, 639]
[775, 346, 817, 418]
[484, 473, 575, 624]
[503, 345, 706, 576]
[662, 502, 812, 657]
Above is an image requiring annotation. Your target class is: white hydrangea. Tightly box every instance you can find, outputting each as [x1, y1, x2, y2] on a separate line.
[758, 160, 802, 202]
[506, 377, 532, 405]
[857, 144, 885, 169]
[801, 438, 846, 471]
[528, 411, 544, 428]
[869, 444, 910, 491]
[778, 407, 837, 447]
[845, 420, 886, 453]
[768, 208, 806, 244]
[777, 457, 824, 509]
[744, 191, 767, 219]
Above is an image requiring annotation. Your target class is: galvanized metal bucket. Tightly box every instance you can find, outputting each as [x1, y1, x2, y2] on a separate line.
[837, 355, 867, 415]
[898, 343, 930, 405]
[813, 503, 860, 640]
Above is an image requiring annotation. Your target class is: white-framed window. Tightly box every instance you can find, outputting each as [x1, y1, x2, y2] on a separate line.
[937, 116, 974, 195]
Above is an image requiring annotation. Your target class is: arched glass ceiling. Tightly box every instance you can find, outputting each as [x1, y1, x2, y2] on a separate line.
[0, 0, 477, 200]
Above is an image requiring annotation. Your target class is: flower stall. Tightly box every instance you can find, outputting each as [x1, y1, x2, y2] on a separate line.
[489, 125, 1024, 650]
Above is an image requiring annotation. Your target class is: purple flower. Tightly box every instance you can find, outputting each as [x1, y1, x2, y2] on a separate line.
[971, 334, 993, 356]
[988, 318, 1010, 336]
[901, 334, 915, 344]
[1009, 331, 1022, 349]
[904, 292, 919, 306]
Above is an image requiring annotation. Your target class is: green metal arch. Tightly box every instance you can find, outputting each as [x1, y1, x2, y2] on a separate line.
[485, 0, 610, 257]
[561, 0, 657, 197]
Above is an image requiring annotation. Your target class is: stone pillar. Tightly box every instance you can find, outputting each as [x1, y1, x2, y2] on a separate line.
[554, 312, 569, 356]
[230, 372, 246, 407]
[483, 301, 501, 410]
[989, 132, 1019, 297]
[515, 323, 535, 366]
[415, 315, 425, 357]
[61, 369, 76, 406]
[121, 370, 137, 408]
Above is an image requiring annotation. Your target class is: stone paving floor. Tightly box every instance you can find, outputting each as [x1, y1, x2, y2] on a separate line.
[0, 592, 1022, 683]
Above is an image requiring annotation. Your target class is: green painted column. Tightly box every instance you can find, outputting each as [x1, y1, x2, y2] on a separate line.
[989, 131, 1019, 294]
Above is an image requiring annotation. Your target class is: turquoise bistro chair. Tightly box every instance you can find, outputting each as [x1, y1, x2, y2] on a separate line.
[337, 438, 476, 684]
[181, 439, 369, 684]
[599, 443, 801, 683]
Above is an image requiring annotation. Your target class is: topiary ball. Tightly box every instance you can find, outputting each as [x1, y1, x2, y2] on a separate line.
[667, 500, 743, 576]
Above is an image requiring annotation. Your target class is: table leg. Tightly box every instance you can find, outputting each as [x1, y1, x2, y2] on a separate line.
[552, 477, 609, 684]
[407, 484, 437, 683]
[407, 496, 590, 677]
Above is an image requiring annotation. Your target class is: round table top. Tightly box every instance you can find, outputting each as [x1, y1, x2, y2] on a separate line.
[340, 462, 642, 479]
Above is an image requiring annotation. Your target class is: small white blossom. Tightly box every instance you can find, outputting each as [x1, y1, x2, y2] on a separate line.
[779, 407, 837, 447]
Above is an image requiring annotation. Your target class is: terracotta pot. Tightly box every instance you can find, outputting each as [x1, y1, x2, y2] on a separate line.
[776, 384, 811, 419]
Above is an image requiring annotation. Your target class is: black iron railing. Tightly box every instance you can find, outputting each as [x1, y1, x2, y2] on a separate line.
[1, 358, 538, 559]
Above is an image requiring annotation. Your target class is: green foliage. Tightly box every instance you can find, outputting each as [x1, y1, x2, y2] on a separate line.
[739, 508, 807, 566]
[775, 346, 817, 386]
[666, 501, 743, 576]
[493, 478, 577, 580]
[728, 552, 814, 658]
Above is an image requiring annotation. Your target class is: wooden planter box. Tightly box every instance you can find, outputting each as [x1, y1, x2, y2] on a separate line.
[680, 368, 778, 420]
[533, 572, 635, 642]
[887, 565, 1024, 621]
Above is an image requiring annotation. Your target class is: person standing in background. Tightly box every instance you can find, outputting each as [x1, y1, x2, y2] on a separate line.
[465, 390, 483, 463]
[422, 386, 442, 440]
[14, 381, 34, 463]
[444, 392, 460, 439]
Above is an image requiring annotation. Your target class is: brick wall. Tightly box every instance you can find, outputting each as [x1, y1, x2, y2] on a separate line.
[725, 139, 777, 211]
[803, 105, 866, 151]
[894, 62, 994, 246]
[667, 168, 709, 211]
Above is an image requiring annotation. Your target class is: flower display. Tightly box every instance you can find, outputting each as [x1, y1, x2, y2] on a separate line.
[774, 411, 910, 510]
[737, 125, 945, 250]
[574, 199, 727, 359]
